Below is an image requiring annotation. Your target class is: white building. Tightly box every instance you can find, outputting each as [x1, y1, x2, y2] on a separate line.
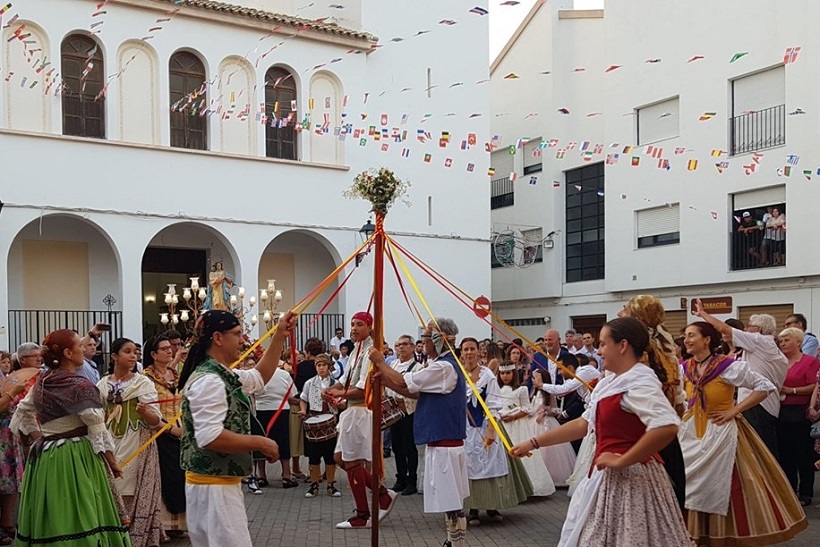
[0, 0, 491, 351]
[490, 0, 820, 341]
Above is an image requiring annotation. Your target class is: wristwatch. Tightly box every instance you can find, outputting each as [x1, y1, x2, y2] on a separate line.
[792, 388, 797, 395]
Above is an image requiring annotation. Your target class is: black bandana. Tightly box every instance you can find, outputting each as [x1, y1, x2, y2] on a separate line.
[198, 310, 240, 340]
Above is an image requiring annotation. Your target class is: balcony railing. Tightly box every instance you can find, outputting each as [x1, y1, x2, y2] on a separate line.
[295, 313, 345, 351]
[491, 177, 514, 209]
[730, 104, 785, 156]
[731, 231, 786, 271]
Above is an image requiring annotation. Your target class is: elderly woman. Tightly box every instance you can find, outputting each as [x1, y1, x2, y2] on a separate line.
[0, 353, 10, 379]
[776, 327, 820, 506]
[0, 350, 26, 545]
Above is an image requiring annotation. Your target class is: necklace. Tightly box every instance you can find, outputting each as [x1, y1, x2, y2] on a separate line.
[694, 354, 713, 365]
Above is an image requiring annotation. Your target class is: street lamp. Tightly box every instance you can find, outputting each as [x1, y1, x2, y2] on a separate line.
[356, 219, 376, 267]
[259, 279, 284, 330]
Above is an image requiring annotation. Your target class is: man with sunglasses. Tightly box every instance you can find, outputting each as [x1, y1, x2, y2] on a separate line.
[370, 318, 469, 547]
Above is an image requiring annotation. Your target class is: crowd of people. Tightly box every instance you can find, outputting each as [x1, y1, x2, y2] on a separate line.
[0, 296, 817, 546]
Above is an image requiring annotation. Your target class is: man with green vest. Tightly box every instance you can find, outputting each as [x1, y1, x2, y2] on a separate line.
[178, 310, 296, 546]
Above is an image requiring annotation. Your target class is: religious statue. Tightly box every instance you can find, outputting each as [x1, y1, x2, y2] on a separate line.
[204, 261, 233, 311]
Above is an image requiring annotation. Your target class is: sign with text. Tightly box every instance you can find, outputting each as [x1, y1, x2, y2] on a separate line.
[691, 297, 733, 315]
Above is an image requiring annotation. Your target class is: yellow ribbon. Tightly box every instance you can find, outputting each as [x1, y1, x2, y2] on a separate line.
[386, 236, 514, 453]
[185, 471, 243, 485]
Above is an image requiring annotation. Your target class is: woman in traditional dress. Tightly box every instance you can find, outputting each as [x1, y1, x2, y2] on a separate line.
[530, 369, 576, 486]
[461, 339, 532, 526]
[99, 338, 165, 547]
[497, 362, 555, 497]
[512, 317, 691, 547]
[618, 295, 687, 511]
[0, 356, 28, 545]
[11, 329, 131, 547]
[143, 335, 187, 535]
[680, 321, 807, 545]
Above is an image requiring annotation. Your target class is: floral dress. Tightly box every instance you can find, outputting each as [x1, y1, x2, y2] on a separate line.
[0, 396, 23, 494]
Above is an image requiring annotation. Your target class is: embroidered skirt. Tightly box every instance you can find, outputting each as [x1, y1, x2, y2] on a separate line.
[16, 437, 131, 547]
[687, 418, 808, 546]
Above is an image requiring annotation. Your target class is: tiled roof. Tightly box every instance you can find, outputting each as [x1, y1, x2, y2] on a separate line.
[167, 0, 377, 42]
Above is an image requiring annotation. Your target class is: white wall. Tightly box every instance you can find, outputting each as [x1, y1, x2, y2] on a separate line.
[489, 0, 820, 334]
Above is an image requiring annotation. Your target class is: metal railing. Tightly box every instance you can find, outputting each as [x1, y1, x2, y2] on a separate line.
[491, 177, 514, 209]
[7, 309, 123, 361]
[730, 232, 786, 271]
[730, 104, 785, 156]
[295, 313, 345, 350]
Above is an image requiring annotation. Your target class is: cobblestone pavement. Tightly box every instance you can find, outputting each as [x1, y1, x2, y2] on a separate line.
[169, 448, 820, 547]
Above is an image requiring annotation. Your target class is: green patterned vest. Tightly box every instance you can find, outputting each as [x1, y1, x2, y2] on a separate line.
[180, 358, 252, 477]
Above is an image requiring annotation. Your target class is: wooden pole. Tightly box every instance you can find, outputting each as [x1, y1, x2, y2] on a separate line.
[370, 212, 385, 547]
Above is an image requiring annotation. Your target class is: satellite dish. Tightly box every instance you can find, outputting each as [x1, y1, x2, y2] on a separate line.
[492, 229, 543, 269]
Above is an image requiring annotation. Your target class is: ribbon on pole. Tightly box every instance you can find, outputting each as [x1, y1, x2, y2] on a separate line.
[120, 232, 377, 468]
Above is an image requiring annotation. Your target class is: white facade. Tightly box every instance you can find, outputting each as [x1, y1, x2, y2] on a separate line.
[0, 0, 491, 349]
[490, 0, 820, 340]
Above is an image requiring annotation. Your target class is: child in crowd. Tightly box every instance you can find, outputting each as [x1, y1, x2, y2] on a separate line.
[299, 354, 340, 498]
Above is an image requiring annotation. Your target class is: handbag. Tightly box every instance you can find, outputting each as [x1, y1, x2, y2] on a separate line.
[811, 420, 820, 439]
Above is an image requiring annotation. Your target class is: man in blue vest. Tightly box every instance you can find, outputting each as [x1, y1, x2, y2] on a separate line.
[370, 317, 468, 547]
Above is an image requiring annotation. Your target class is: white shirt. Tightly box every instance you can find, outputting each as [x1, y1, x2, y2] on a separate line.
[540, 364, 601, 403]
[579, 346, 603, 368]
[731, 329, 788, 417]
[338, 337, 373, 392]
[255, 368, 293, 411]
[329, 335, 349, 353]
[185, 367, 265, 449]
[388, 358, 421, 414]
[405, 352, 458, 395]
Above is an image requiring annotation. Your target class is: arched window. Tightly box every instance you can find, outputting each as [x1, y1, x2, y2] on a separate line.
[169, 51, 207, 150]
[61, 34, 105, 138]
[264, 67, 297, 160]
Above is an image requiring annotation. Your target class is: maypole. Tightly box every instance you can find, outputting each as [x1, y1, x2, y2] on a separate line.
[345, 167, 410, 547]
[370, 210, 385, 547]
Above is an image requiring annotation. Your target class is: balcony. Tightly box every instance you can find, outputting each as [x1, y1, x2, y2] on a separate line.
[730, 228, 786, 271]
[729, 104, 785, 156]
[491, 177, 514, 209]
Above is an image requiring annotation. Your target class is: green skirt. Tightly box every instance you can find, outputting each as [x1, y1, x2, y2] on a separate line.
[16, 438, 131, 547]
[464, 425, 533, 510]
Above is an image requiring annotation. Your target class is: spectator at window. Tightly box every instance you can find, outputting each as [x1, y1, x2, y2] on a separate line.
[765, 208, 786, 266]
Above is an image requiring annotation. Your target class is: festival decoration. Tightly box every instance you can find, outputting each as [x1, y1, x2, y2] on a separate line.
[344, 167, 411, 215]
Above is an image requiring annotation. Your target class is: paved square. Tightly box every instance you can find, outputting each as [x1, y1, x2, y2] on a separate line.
[169, 447, 820, 546]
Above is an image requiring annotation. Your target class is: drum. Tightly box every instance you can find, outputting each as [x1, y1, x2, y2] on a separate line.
[380, 397, 405, 431]
[303, 414, 337, 442]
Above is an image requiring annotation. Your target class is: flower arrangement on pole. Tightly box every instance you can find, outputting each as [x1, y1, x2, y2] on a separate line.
[344, 167, 411, 216]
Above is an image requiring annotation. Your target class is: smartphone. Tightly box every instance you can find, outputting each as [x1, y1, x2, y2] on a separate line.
[98, 324, 111, 332]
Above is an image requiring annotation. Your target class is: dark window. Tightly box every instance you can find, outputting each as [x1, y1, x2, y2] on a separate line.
[264, 67, 298, 160]
[638, 232, 680, 248]
[523, 163, 542, 175]
[61, 34, 105, 138]
[170, 52, 207, 150]
[565, 163, 604, 282]
[491, 177, 514, 209]
[730, 202, 786, 271]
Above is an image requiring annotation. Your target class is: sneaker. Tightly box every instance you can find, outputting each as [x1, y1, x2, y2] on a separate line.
[327, 482, 341, 497]
[468, 509, 480, 526]
[401, 483, 418, 496]
[378, 489, 398, 521]
[305, 482, 319, 498]
[486, 509, 503, 522]
[247, 478, 263, 495]
[336, 514, 371, 529]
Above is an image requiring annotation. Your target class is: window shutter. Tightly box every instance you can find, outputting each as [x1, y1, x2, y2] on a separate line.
[638, 97, 679, 145]
[733, 67, 785, 114]
[491, 149, 514, 179]
[733, 186, 785, 210]
[524, 139, 542, 168]
[637, 204, 680, 237]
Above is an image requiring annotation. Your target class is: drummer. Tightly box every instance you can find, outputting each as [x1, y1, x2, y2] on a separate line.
[298, 353, 340, 498]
